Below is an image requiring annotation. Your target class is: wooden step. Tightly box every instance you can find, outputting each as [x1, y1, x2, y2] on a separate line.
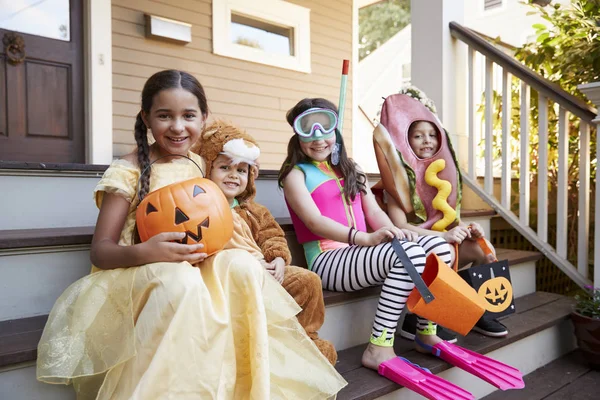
[323, 247, 542, 306]
[334, 292, 574, 400]
[0, 247, 543, 369]
[0, 209, 495, 251]
[482, 350, 599, 400]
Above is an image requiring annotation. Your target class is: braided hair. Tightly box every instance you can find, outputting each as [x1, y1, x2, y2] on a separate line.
[134, 70, 209, 200]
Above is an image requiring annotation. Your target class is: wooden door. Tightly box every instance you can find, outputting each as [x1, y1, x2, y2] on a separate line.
[0, 1, 84, 163]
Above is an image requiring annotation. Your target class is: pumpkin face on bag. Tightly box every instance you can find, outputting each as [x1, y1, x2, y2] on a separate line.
[136, 177, 233, 256]
[478, 275, 513, 313]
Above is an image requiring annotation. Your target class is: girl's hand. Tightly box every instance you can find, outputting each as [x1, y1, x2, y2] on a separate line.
[143, 232, 208, 264]
[266, 257, 286, 284]
[400, 229, 419, 242]
[468, 223, 485, 239]
[442, 226, 471, 244]
[355, 227, 397, 247]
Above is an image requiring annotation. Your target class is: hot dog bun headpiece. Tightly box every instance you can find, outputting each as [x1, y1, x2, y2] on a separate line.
[373, 88, 462, 230]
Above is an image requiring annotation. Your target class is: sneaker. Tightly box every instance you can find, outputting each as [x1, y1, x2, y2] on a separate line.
[399, 313, 458, 343]
[472, 317, 508, 337]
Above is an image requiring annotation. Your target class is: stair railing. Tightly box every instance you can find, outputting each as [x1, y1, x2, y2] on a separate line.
[449, 21, 597, 290]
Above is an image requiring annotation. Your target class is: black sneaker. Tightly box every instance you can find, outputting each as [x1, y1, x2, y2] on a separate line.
[399, 313, 458, 343]
[472, 317, 508, 337]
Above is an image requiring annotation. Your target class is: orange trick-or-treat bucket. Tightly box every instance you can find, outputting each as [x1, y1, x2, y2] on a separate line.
[407, 253, 487, 336]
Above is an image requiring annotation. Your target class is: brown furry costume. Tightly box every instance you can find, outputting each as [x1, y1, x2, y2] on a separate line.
[193, 120, 337, 365]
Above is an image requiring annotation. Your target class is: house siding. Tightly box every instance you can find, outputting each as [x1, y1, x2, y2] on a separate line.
[111, 0, 353, 169]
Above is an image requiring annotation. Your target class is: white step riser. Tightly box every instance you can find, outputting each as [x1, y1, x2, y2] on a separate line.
[0, 172, 495, 231]
[0, 309, 574, 400]
[0, 175, 100, 230]
[0, 363, 75, 400]
[377, 319, 576, 399]
[320, 260, 536, 351]
[0, 244, 533, 324]
[0, 249, 90, 321]
[0, 175, 291, 231]
[467, 216, 491, 239]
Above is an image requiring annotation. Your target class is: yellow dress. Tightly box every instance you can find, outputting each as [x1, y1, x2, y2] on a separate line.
[36, 153, 346, 399]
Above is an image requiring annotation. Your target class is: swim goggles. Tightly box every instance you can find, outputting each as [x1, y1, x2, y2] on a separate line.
[292, 108, 338, 142]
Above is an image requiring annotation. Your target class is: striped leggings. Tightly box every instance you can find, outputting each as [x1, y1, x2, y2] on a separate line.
[312, 235, 453, 341]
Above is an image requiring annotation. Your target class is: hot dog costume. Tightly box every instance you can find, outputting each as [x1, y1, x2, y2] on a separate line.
[373, 92, 462, 231]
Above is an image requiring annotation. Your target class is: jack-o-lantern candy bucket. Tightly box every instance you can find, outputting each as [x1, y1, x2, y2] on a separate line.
[135, 156, 233, 256]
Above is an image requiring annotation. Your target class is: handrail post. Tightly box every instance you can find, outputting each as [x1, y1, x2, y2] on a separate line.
[578, 82, 600, 289]
[411, 0, 466, 162]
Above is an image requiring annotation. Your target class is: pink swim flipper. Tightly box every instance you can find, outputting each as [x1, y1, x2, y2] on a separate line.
[378, 357, 474, 400]
[417, 339, 525, 391]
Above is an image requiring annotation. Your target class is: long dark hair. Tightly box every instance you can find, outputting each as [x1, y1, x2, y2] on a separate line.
[134, 70, 209, 200]
[278, 98, 367, 201]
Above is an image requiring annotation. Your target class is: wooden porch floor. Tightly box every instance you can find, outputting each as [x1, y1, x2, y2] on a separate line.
[483, 351, 599, 400]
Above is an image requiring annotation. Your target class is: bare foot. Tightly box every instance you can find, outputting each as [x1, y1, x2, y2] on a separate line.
[414, 333, 444, 354]
[361, 343, 397, 370]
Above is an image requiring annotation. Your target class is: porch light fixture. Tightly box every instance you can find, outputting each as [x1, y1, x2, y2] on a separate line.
[145, 14, 192, 44]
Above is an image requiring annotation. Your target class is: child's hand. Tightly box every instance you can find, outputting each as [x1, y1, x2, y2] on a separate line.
[265, 257, 286, 284]
[442, 226, 471, 244]
[355, 227, 397, 246]
[399, 229, 419, 242]
[468, 223, 485, 239]
[144, 232, 208, 264]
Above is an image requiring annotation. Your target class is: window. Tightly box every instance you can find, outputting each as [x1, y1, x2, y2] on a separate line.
[484, 0, 503, 11]
[212, 0, 311, 73]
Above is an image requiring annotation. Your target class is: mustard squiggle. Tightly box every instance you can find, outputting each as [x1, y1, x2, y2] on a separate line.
[424, 159, 456, 231]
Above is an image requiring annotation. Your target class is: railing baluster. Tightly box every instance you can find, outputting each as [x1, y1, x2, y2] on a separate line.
[501, 70, 511, 208]
[537, 95, 549, 242]
[468, 47, 476, 179]
[578, 121, 590, 279]
[484, 58, 494, 195]
[595, 119, 600, 289]
[556, 107, 568, 258]
[519, 82, 530, 226]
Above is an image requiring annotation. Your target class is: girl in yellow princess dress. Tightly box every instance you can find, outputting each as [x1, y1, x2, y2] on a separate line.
[36, 69, 346, 400]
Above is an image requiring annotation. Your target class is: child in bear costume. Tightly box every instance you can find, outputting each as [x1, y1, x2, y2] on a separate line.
[194, 120, 337, 364]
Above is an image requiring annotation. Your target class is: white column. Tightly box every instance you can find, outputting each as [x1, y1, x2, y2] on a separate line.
[411, 0, 466, 162]
[578, 82, 600, 288]
[85, 0, 113, 164]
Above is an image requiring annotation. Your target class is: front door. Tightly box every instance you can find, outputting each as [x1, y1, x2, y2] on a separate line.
[0, 0, 84, 163]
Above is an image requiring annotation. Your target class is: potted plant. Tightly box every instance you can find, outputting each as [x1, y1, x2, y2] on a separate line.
[571, 286, 600, 369]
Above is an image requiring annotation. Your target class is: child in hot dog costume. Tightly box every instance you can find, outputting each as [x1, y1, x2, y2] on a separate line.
[373, 86, 508, 338]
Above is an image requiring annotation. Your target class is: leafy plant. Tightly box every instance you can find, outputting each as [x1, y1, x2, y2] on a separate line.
[359, 0, 410, 60]
[574, 286, 600, 319]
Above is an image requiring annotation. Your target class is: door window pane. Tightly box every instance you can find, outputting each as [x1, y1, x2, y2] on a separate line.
[0, 0, 70, 41]
[231, 13, 293, 57]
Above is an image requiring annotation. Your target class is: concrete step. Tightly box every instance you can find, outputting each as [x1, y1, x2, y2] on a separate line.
[320, 248, 542, 351]
[335, 292, 576, 400]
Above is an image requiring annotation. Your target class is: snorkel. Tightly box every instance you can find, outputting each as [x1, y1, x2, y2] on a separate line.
[331, 59, 349, 165]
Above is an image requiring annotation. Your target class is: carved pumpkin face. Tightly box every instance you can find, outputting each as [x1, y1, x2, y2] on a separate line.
[136, 177, 233, 256]
[478, 276, 513, 313]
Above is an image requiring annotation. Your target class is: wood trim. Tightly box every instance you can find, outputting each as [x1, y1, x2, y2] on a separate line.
[0, 227, 95, 250]
[449, 22, 597, 122]
[0, 161, 108, 171]
[0, 315, 48, 367]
